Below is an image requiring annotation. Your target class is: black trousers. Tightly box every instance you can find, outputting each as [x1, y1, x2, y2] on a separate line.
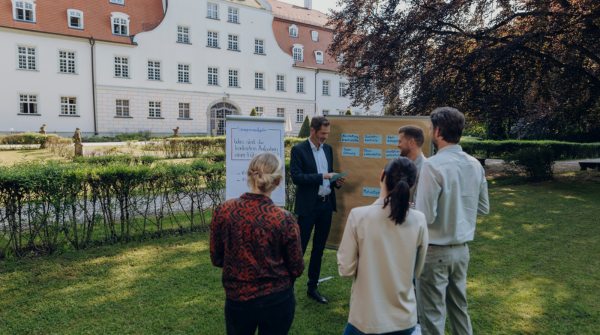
[225, 287, 296, 335]
[297, 200, 333, 290]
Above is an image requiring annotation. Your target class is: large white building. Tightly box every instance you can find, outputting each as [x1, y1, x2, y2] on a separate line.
[0, 0, 382, 137]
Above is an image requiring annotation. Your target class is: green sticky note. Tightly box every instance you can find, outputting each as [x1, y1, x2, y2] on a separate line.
[331, 170, 349, 183]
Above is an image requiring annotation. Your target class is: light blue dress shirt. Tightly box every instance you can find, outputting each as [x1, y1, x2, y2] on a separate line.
[415, 145, 489, 245]
[309, 139, 331, 197]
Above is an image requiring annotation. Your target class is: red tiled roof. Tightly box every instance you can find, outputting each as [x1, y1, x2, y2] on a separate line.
[268, 1, 338, 72]
[267, 0, 330, 28]
[0, 0, 164, 44]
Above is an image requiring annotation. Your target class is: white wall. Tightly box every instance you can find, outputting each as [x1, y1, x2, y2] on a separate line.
[0, 29, 95, 135]
[94, 0, 316, 135]
[316, 71, 384, 116]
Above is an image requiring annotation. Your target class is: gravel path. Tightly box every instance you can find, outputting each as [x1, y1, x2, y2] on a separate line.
[484, 158, 600, 177]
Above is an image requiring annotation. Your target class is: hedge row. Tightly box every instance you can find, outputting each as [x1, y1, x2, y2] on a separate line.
[0, 133, 59, 147]
[73, 155, 159, 165]
[461, 139, 600, 160]
[0, 159, 225, 258]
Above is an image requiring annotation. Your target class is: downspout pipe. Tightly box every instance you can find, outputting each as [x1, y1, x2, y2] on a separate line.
[315, 69, 319, 116]
[89, 38, 98, 136]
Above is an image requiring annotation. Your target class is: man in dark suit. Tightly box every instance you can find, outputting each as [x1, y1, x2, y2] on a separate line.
[290, 116, 345, 304]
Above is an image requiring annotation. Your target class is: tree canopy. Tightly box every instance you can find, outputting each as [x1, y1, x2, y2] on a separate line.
[328, 0, 600, 140]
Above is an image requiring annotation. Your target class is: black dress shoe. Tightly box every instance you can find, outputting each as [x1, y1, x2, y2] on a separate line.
[306, 289, 328, 304]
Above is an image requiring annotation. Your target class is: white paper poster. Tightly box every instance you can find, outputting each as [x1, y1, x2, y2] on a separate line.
[226, 116, 285, 206]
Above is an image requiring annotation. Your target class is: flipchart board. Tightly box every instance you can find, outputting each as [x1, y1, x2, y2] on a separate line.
[226, 116, 286, 207]
[325, 115, 433, 249]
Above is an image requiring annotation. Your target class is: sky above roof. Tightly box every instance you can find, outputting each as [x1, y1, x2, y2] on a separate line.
[276, 0, 344, 15]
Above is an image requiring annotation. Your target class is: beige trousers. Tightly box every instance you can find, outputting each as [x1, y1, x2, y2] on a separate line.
[416, 244, 472, 335]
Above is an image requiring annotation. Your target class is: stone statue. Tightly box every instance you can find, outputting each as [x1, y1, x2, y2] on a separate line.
[173, 126, 180, 138]
[73, 127, 83, 157]
[39, 124, 46, 135]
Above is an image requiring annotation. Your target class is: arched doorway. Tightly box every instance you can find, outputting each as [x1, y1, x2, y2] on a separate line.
[209, 102, 239, 136]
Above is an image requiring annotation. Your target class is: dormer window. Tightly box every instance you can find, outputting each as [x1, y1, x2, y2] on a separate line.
[110, 0, 125, 4]
[68, 9, 83, 29]
[292, 44, 303, 62]
[289, 24, 298, 38]
[12, 0, 36, 23]
[315, 51, 324, 64]
[311, 31, 318, 42]
[111, 12, 129, 36]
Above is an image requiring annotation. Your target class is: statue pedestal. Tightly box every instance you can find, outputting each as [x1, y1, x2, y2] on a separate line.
[74, 143, 84, 157]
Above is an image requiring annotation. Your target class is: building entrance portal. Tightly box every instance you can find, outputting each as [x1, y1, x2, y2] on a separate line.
[209, 102, 239, 136]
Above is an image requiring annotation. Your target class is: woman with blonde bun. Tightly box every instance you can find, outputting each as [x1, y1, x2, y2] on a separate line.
[210, 152, 305, 335]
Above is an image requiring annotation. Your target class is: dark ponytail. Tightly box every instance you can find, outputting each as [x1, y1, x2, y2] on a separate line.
[382, 157, 417, 225]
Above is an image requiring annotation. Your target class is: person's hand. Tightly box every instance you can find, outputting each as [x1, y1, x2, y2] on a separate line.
[324, 173, 337, 180]
[336, 177, 346, 186]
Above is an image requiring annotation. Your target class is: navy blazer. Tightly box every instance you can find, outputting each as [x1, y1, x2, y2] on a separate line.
[290, 139, 338, 217]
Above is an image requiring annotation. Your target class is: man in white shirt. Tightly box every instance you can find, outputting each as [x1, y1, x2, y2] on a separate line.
[398, 125, 427, 204]
[415, 107, 490, 335]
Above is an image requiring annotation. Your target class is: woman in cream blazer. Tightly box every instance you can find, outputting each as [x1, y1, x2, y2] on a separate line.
[338, 157, 429, 335]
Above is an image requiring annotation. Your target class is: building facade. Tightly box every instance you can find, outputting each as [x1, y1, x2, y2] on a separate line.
[0, 0, 381, 137]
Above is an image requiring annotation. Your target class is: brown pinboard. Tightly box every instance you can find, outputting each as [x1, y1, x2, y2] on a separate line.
[325, 115, 432, 249]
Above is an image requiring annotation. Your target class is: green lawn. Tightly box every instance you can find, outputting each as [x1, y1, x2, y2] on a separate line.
[1, 173, 599, 334]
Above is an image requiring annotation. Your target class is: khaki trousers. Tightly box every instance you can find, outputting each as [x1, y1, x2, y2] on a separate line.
[417, 244, 472, 335]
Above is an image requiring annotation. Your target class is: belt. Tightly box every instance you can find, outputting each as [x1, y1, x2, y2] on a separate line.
[429, 243, 468, 248]
[317, 195, 330, 202]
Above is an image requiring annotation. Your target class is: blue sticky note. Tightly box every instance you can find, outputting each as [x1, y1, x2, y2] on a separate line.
[363, 135, 383, 144]
[386, 135, 399, 145]
[386, 149, 400, 159]
[341, 133, 360, 143]
[363, 148, 382, 159]
[363, 187, 381, 197]
[342, 147, 360, 157]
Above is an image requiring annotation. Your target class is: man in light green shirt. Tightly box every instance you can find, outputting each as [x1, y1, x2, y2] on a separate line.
[415, 107, 489, 335]
[398, 125, 427, 204]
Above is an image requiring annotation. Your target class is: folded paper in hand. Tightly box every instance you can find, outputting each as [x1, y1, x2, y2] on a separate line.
[331, 170, 349, 183]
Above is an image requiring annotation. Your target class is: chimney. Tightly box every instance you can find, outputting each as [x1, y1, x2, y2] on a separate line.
[304, 0, 312, 10]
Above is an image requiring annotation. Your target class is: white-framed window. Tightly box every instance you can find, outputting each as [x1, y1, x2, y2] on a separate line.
[296, 77, 305, 93]
[276, 75, 285, 91]
[277, 108, 285, 118]
[17, 46, 36, 70]
[339, 82, 347, 96]
[229, 69, 239, 87]
[311, 31, 318, 42]
[67, 9, 83, 29]
[59, 51, 75, 74]
[111, 13, 129, 36]
[178, 26, 190, 43]
[228, 7, 239, 23]
[322, 80, 330, 95]
[207, 3, 218, 19]
[116, 99, 129, 116]
[148, 61, 161, 81]
[255, 107, 264, 117]
[114, 56, 129, 78]
[208, 67, 219, 86]
[60, 97, 77, 115]
[13, 1, 36, 22]
[179, 103, 190, 118]
[178, 64, 190, 83]
[19, 94, 37, 114]
[255, 39, 264, 54]
[293, 45, 303, 62]
[289, 24, 298, 38]
[255, 72, 264, 89]
[149, 101, 161, 118]
[323, 110, 330, 116]
[296, 109, 304, 122]
[207, 31, 218, 47]
[315, 51, 324, 64]
[228, 35, 239, 51]
[110, 0, 125, 5]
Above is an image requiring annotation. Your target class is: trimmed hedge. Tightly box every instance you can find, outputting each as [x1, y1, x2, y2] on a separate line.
[461, 139, 600, 160]
[0, 159, 225, 258]
[0, 132, 60, 148]
[74, 155, 159, 165]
